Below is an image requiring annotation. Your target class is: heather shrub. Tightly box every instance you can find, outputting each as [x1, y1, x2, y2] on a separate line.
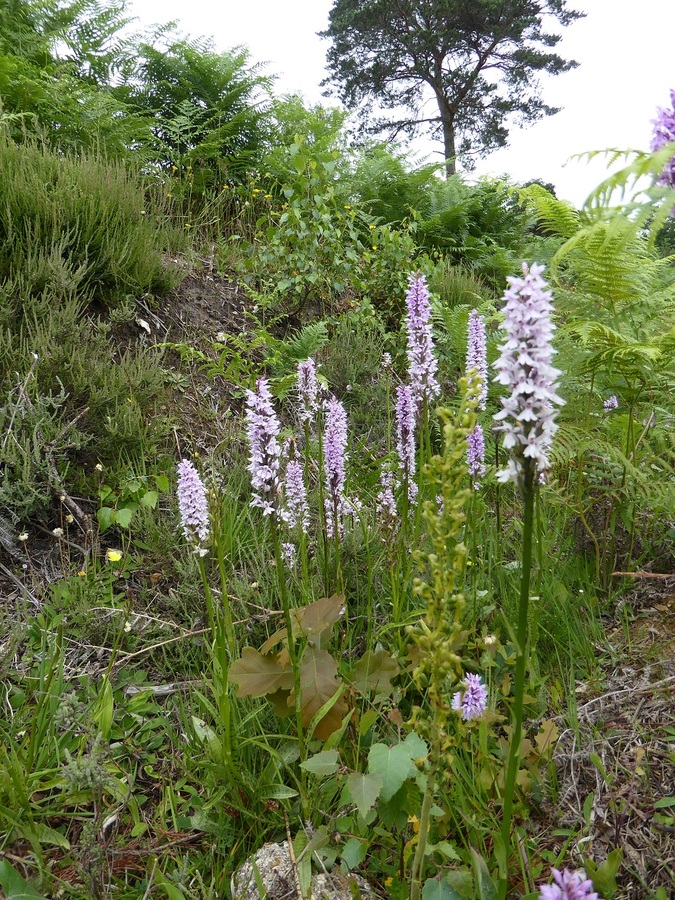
[0, 136, 173, 314]
[0, 137, 176, 525]
[0, 293, 169, 523]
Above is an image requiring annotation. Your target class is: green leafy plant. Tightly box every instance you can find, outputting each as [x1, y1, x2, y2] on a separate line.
[97, 471, 169, 532]
[124, 35, 273, 192]
[244, 134, 367, 312]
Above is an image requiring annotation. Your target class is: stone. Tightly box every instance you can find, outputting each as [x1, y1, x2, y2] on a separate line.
[232, 840, 375, 900]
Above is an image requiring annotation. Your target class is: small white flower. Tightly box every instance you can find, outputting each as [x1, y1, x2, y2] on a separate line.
[52, 528, 64, 538]
[18, 531, 29, 542]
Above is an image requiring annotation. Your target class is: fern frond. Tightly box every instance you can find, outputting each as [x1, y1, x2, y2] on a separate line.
[269, 321, 328, 376]
[516, 183, 581, 239]
[551, 216, 657, 310]
[550, 423, 671, 505]
[432, 303, 471, 360]
[565, 321, 669, 380]
[574, 143, 675, 209]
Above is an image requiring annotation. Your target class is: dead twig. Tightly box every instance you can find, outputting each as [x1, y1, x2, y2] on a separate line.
[113, 627, 211, 668]
[141, 859, 157, 900]
[611, 571, 674, 579]
[551, 674, 675, 723]
[0, 561, 40, 607]
[284, 811, 304, 900]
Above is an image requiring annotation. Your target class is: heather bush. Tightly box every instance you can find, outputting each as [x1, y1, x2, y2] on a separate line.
[0, 136, 173, 313]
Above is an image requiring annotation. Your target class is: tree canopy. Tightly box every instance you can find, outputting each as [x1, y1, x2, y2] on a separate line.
[321, 0, 584, 175]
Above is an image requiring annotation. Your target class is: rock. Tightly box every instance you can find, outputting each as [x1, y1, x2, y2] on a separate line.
[232, 840, 376, 900]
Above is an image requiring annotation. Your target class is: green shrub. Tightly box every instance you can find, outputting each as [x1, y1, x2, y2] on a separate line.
[352, 223, 427, 321]
[428, 259, 494, 309]
[126, 38, 273, 193]
[347, 144, 440, 223]
[242, 134, 366, 313]
[0, 136, 173, 313]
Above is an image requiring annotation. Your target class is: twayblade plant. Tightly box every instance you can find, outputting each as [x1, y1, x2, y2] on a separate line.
[407, 372, 486, 900]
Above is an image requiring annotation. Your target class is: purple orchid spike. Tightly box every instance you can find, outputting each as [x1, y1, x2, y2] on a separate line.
[324, 396, 349, 538]
[538, 867, 598, 900]
[405, 274, 440, 406]
[651, 89, 675, 186]
[245, 378, 283, 518]
[467, 309, 488, 410]
[493, 263, 564, 486]
[297, 358, 319, 424]
[467, 423, 486, 486]
[395, 384, 418, 504]
[176, 459, 210, 555]
[451, 673, 488, 721]
[282, 458, 309, 533]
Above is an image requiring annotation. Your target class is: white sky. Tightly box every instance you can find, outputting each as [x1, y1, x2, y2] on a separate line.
[128, 0, 675, 207]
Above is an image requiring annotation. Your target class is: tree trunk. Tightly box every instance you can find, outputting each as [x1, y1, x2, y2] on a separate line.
[436, 95, 456, 178]
[443, 120, 456, 178]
